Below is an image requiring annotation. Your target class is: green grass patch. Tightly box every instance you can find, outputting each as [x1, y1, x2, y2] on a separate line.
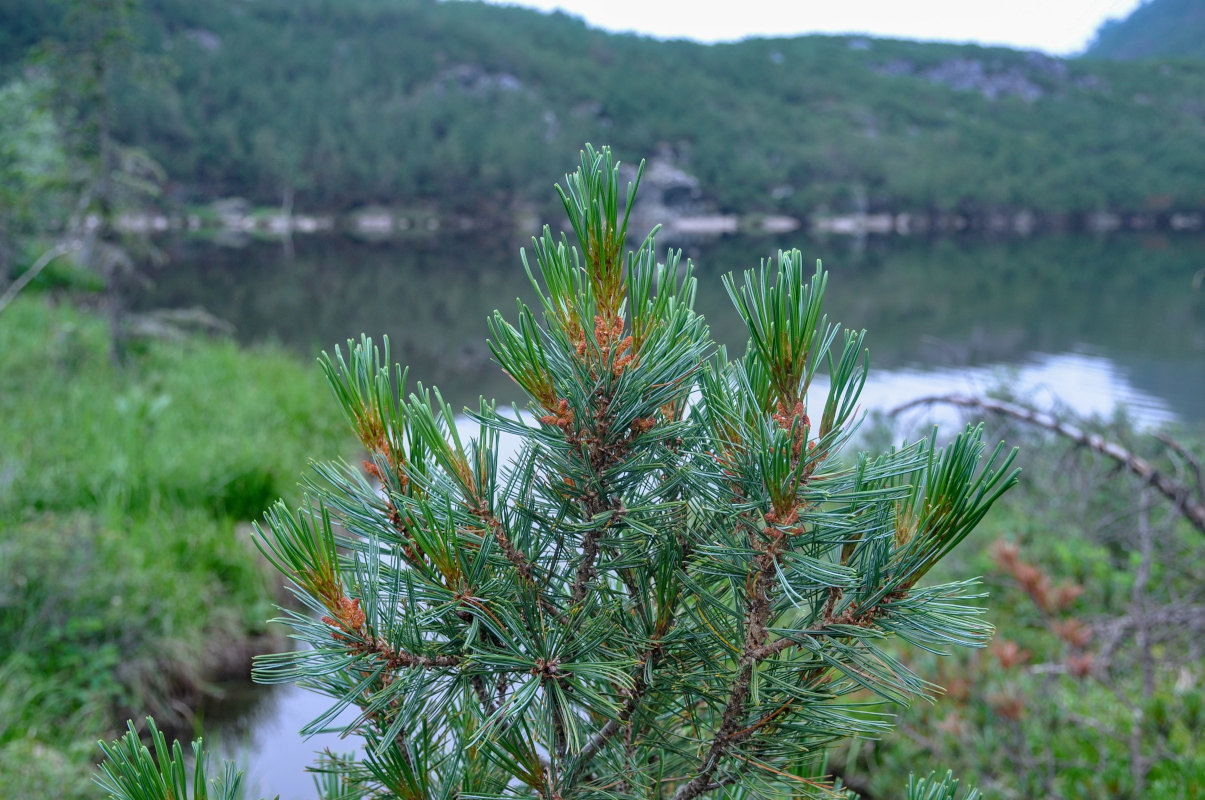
[1, 296, 349, 516]
[0, 295, 353, 791]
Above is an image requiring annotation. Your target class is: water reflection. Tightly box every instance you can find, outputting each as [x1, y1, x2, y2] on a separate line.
[204, 681, 361, 800]
[869, 349, 1177, 430]
[134, 231, 1205, 420]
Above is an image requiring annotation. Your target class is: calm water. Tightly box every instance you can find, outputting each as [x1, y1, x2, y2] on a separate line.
[135, 229, 1205, 799]
[136, 229, 1205, 420]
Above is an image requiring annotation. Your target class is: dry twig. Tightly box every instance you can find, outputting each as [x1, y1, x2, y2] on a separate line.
[892, 394, 1205, 537]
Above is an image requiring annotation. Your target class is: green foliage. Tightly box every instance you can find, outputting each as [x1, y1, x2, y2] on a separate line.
[0, 297, 347, 516]
[0, 76, 69, 217]
[0, 75, 71, 272]
[0, 737, 96, 800]
[0, 295, 353, 795]
[906, 771, 980, 800]
[1085, 0, 1205, 61]
[1, 509, 268, 715]
[837, 413, 1205, 798]
[7, 242, 109, 293]
[6, 0, 1205, 217]
[96, 717, 246, 800]
[100, 147, 1016, 799]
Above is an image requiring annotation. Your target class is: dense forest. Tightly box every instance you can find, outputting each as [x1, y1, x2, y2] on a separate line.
[1, 0, 1205, 222]
[1085, 0, 1205, 60]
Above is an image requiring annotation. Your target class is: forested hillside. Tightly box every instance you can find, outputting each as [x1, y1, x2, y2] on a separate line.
[3, 0, 1205, 220]
[1085, 0, 1205, 60]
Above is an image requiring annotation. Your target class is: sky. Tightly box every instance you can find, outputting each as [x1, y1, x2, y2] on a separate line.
[481, 0, 1146, 55]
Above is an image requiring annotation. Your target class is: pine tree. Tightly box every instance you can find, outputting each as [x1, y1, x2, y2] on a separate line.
[97, 145, 1016, 800]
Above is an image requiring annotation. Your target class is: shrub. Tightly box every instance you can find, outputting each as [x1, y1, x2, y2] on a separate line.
[97, 146, 1016, 800]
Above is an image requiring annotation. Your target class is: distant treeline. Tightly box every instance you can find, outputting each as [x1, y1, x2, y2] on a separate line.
[1085, 0, 1205, 61]
[3, 0, 1205, 220]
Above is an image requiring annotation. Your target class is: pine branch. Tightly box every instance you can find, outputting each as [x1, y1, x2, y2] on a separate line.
[472, 498, 560, 618]
[560, 398, 630, 603]
[748, 591, 907, 662]
[670, 522, 787, 800]
[99, 146, 1017, 800]
[564, 635, 666, 785]
[571, 525, 604, 607]
[95, 718, 251, 800]
[336, 627, 462, 671]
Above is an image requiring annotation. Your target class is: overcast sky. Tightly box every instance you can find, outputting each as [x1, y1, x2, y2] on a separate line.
[481, 0, 1145, 55]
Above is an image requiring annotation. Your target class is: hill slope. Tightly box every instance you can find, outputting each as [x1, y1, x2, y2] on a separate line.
[1085, 0, 1205, 60]
[4, 0, 1205, 219]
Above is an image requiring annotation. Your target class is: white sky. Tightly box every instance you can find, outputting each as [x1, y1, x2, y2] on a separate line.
[481, 0, 1146, 55]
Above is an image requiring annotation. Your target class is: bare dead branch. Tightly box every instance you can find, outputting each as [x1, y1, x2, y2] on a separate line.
[0, 241, 80, 315]
[1092, 602, 1205, 665]
[1156, 431, 1205, 503]
[891, 394, 1205, 537]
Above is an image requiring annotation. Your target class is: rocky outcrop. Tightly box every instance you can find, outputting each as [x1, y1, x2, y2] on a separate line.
[875, 52, 1069, 102]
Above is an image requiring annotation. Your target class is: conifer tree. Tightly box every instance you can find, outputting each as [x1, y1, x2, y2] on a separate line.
[98, 145, 1016, 800]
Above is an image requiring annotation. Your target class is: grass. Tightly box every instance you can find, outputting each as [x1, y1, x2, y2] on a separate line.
[0, 294, 353, 798]
[1, 296, 349, 517]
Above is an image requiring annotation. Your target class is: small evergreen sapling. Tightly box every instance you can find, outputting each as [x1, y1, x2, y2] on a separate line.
[98, 146, 1016, 800]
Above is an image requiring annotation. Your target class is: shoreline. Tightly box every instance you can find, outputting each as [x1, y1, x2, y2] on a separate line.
[107, 206, 1205, 241]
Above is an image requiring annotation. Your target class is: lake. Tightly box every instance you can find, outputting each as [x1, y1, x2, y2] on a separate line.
[135, 229, 1205, 421]
[132, 228, 1205, 799]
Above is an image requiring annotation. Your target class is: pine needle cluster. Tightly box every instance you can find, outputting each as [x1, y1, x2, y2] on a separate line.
[97, 145, 1016, 800]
